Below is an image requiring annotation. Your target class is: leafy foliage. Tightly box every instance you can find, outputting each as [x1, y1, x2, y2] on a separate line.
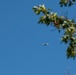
[59, 0, 76, 7]
[32, 1, 76, 59]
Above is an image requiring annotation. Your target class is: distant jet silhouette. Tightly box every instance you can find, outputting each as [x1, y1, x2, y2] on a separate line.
[42, 43, 49, 46]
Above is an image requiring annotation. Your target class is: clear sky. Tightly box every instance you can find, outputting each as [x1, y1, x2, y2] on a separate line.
[0, 0, 76, 75]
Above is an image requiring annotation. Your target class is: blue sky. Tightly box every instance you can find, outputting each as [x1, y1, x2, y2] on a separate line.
[0, 0, 76, 75]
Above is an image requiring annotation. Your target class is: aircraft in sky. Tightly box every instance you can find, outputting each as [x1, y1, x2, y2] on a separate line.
[42, 43, 49, 46]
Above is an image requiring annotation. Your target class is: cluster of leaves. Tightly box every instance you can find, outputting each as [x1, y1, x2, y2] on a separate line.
[33, 4, 76, 59]
[59, 0, 76, 7]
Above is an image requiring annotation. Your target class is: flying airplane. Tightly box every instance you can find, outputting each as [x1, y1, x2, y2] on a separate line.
[42, 43, 49, 46]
